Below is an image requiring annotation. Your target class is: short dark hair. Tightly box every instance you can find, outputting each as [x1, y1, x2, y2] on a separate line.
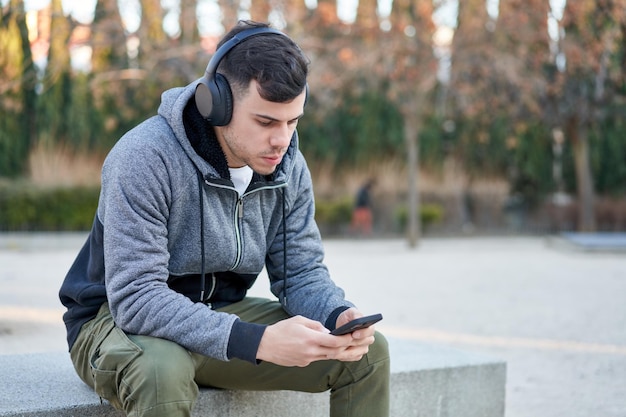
[216, 20, 309, 103]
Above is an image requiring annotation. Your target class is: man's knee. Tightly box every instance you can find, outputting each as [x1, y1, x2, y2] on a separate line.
[120, 335, 198, 416]
[368, 331, 390, 365]
[338, 330, 389, 386]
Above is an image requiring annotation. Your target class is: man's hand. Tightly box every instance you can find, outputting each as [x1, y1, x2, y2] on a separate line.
[256, 312, 375, 367]
[335, 307, 376, 350]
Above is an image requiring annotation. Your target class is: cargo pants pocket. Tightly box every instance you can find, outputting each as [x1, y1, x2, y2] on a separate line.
[90, 325, 143, 410]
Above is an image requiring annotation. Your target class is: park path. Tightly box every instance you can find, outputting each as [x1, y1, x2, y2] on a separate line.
[1, 233, 625, 417]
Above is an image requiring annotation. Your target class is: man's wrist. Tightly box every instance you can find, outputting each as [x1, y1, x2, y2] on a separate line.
[227, 319, 267, 364]
[325, 306, 352, 331]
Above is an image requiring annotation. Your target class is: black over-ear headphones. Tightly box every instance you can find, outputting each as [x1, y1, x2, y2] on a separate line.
[195, 26, 307, 126]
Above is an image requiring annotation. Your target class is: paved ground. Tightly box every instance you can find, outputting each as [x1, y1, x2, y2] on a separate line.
[1, 233, 625, 417]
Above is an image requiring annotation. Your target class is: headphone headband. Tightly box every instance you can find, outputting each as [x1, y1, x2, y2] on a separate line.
[204, 27, 286, 80]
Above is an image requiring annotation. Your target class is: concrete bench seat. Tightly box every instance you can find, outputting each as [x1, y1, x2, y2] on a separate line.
[0, 338, 506, 417]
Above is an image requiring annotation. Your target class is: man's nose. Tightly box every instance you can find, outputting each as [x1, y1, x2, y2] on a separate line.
[270, 124, 292, 148]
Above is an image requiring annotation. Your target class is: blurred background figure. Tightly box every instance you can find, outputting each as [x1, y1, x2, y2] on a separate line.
[351, 179, 376, 236]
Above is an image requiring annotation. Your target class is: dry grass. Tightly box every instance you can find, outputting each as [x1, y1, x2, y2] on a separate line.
[307, 157, 512, 234]
[309, 157, 509, 198]
[28, 143, 104, 187]
[25, 144, 509, 209]
[20, 146, 528, 232]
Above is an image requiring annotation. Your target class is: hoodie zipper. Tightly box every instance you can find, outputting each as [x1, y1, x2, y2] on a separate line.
[232, 197, 244, 269]
[201, 272, 217, 306]
[204, 179, 287, 271]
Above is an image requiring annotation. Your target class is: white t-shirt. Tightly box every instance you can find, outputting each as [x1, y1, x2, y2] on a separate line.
[229, 166, 254, 196]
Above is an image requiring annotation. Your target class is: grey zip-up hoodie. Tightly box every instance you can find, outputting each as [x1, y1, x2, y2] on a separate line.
[59, 80, 353, 363]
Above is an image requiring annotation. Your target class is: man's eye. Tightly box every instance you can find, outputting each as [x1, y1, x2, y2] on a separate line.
[258, 120, 272, 127]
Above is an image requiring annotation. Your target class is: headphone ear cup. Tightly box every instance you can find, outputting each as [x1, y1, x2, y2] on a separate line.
[194, 73, 233, 126]
[212, 73, 233, 126]
[194, 78, 214, 119]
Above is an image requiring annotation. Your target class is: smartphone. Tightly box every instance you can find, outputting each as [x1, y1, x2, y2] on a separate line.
[330, 313, 383, 336]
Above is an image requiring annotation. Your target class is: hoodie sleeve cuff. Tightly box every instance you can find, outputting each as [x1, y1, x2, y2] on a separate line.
[325, 306, 352, 331]
[227, 319, 267, 364]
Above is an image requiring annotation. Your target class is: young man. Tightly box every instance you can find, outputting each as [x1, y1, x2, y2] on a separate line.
[59, 20, 390, 417]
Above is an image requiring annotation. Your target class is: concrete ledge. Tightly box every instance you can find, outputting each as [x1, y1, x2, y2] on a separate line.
[547, 232, 626, 253]
[0, 338, 506, 417]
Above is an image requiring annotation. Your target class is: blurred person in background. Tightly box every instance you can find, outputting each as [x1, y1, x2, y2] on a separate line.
[351, 178, 376, 235]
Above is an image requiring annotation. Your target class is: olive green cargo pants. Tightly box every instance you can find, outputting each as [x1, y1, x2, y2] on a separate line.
[70, 298, 390, 417]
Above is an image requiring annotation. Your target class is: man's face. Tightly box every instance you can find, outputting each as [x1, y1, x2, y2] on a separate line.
[215, 80, 306, 176]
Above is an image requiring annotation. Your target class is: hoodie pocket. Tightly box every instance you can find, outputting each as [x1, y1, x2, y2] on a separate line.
[90, 326, 143, 410]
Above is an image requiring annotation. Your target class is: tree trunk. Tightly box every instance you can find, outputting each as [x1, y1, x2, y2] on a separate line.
[138, 0, 166, 63]
[91, 0, 128, 72]
[14, 0, 37, 165]
[404, 107, 420, 248]
[249, 0, 271, 22]
[179, 0, 199, 45]
[43, 0, 73, 146]
[566, 116, 596, 232]
[219, 0, 239, 32]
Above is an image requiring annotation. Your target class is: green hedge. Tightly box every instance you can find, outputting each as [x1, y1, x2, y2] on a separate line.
[315, 197, 354, 226]
[315, 196, 444, 234]
[0, 184, 446, 234]
[394, 203, 444, 231]
[0, 184, 99, 231]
